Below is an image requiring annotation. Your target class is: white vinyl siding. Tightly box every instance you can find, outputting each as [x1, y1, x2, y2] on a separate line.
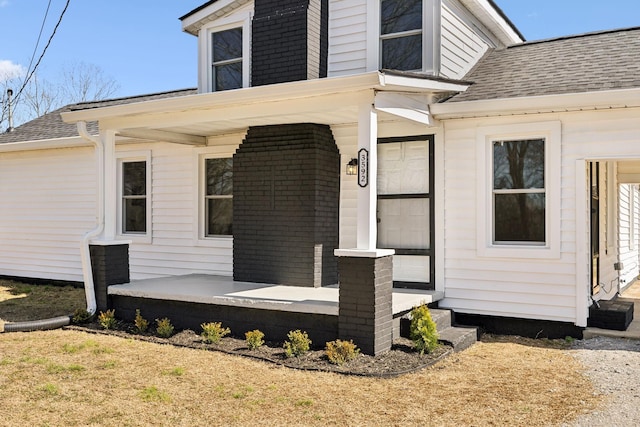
[328, 0, 368, 76]
[127, 140, 239, 280]
[440, 0, 493, 79]
[440, 108, 640, 325]
[619, 184, 640, 290]
[0, 146, 97, 282]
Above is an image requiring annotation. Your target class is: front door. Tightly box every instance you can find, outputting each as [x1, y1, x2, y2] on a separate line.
[377, 135, 435, 288]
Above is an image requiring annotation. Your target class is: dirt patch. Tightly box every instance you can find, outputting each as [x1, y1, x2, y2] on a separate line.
[68, 321, 451, 377]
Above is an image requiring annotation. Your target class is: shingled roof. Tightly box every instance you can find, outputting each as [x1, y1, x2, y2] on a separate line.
[448, 27, 640, 103]
[0, 88, 197, 144]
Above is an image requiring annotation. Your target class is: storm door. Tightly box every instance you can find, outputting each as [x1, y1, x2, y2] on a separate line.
[377, 135, 434, 288]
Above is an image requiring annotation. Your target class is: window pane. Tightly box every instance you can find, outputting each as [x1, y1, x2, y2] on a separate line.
[494, 193, 545, 243]
[377, 198, 429, 249]
[212, 28, 242, 62]
[124, 198, 146, 233]
[214, 62, 242, 91]
[378, 140, 429, 194]
[122, 161, 146, 196]
[381, 35, 422, 70]
[381, 0, 422, 35]
[207, 198, 233, 236]
[206, 158, 233, 196]
[493, 139, 544, 190]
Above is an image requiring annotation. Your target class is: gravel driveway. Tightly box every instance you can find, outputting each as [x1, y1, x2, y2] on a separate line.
[565, 337, 640, 426]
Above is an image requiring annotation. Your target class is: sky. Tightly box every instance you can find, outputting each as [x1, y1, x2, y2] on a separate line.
[0, 0, 638, 100]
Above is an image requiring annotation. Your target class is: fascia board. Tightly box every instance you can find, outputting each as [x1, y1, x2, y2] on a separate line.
[181, 0, 251, 35]
[62, 72, 462, 125]
[430, 88, 640, 119]
[378, 73, 469, 92]
[459, 0, 523, 45]
[0, 136, 91, 153]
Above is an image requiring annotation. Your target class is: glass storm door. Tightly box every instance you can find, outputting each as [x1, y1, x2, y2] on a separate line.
[377, 135, 434, 288]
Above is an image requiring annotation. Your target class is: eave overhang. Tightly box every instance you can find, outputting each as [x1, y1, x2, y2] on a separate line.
[430, 88, 640, 120]
[61, 72, 469, 139]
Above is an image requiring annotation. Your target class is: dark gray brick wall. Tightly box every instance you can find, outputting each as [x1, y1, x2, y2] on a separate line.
[89, 244, 130, 312]
[112, 295, 338, 345]
[233, 123, 340, 287]
[337, 255, 394, 355]
[251, 0, 328, 86]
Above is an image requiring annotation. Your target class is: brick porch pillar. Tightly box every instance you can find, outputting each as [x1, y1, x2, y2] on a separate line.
[335, 249, 395, 355]
[89, 242, 130, 313]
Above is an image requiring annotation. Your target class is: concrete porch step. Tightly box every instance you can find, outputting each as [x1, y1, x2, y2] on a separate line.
[438, 325, 478, 353]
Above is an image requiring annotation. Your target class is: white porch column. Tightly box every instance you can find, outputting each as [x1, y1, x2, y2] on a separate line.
[356, 100, 378, 250]
[102, 129, 117, 240]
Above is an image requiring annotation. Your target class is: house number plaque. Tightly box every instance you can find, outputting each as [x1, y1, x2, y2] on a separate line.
[358, 148, 368, 188]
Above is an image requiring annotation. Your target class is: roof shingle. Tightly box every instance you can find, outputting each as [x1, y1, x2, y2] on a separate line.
[448, 27, 640, 103]
[0, 88, 196, 144]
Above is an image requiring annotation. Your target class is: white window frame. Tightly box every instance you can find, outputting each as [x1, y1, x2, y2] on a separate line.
[476, 121, 561, 259]
[198, 11, 252, 93]
[367, 0, 440, 74]
[116, 151, 152, 244]
[194, 143, 239, 247]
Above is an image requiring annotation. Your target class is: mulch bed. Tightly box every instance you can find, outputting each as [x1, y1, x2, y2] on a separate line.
[65, 321, 452, 377]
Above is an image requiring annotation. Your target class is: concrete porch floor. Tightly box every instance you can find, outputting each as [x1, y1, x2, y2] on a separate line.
[583, 280, 640, 340]
[108, 274, 444, 317]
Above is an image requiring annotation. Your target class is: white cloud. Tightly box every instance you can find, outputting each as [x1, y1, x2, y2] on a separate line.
[0, 60, 26, 82]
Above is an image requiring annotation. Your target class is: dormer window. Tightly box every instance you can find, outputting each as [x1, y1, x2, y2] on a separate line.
[212, 28, 243, 91]
[380, 0, 423, 71]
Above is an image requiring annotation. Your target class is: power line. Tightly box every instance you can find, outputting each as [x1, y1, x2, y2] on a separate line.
[1, 0, 71, 124]
[25, 0, 54, 82]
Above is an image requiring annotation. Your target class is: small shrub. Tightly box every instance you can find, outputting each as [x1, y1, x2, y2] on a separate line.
[98, 309, 116, 330]
[245, 329, 265, 350]
[325, 339, 360, 365]
[72, 308, 92, 324]
[283, 330, 311, 358]
[409, 305, 439, 355]
[155, 318, 174, 338]
[201, 322, 230, 344]
[134, 309, 149, 333]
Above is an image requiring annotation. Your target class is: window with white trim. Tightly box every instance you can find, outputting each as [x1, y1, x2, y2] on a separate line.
[117, 152, 151, 241]
[476, 122, 561, 259]
[211, 27, 243, 91]
[380, 0, 423, 71]
[204, 157, 233, 236]
[492, 138, 545, 244]
[200, 11, 251, 93]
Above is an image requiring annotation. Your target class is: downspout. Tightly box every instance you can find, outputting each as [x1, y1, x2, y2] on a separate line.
[78, 121, 104, 315]
[0, 122, 102, 333]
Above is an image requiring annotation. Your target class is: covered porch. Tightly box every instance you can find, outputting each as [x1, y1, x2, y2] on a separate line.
[107, 274, 444, 346]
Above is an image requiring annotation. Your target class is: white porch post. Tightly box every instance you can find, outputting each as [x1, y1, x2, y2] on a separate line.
[356, 100, 378, 250]
[102, 129, 117, 240]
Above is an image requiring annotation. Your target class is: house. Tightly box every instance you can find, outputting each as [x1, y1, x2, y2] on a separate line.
[1, 0, 639, 353]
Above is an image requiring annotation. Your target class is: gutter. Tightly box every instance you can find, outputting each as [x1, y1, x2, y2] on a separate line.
[77, 121, 103, 315]
[430, 88, 640, 120]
